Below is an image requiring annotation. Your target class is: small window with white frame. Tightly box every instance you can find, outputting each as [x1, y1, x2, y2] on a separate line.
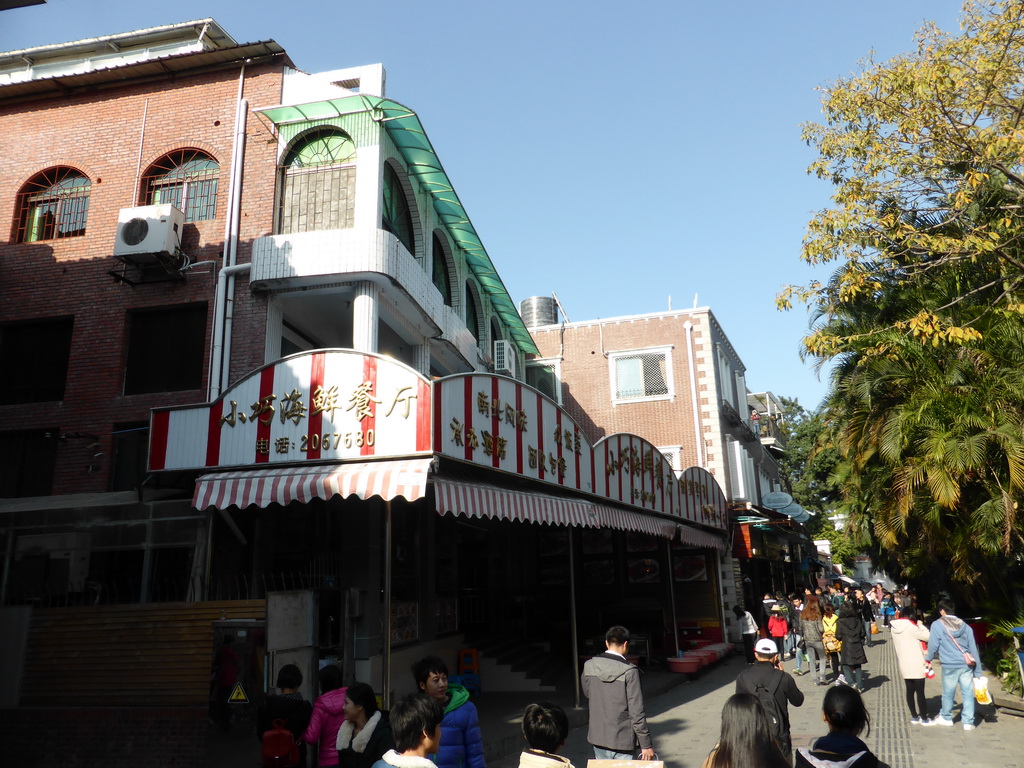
[657, 445, 683, 473]
[526, 359, 562, 404]
[610, 346, 673, 403]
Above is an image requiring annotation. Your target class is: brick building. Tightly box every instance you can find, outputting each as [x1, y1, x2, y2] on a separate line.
[0, 19, 740, 768]
[0, 19, 543, 766]
[525, 304, 817, 640]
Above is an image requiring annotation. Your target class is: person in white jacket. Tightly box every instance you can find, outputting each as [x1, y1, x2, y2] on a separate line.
[890, 606, 932, 725]
[372, 695, 444, 768]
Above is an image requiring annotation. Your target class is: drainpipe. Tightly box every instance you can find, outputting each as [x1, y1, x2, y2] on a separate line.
[209, 62, 250, 400]
[684, 321, 705, 468]
[209, 263, 251, 399]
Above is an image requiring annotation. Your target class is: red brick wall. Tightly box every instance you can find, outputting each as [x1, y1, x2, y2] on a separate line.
[0, 61, 285, 493]
[0, 706, 207, 768]
[530, 313, 708, 468]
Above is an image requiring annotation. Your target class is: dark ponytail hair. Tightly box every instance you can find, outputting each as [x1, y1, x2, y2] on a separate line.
[707, 693, 789, 768]
[822, 686, 870, 737]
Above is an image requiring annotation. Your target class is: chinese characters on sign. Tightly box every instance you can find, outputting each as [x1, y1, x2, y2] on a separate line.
[220, 380, 416, 457]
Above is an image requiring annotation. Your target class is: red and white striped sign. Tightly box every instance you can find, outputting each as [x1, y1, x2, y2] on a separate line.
[150, 350, 431, 471]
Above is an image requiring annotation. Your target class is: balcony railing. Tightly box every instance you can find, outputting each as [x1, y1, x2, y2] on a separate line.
[755, 416, 787, 448]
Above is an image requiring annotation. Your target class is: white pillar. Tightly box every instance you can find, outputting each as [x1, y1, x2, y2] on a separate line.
[353, 281, 380, 353]
[413, 340, 431, 377]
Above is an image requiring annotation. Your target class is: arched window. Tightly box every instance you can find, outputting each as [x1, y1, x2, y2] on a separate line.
[465, 281, 481, 342]
[490, 317, 503, 345]
[382, 163, 415, 255]
[278, 128, 356, 234]
[431, 232, 453, 306]
[15, 167, 90, 242]
[141, 149, 219, 222]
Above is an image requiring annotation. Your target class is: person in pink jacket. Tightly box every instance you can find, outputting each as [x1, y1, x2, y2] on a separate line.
[305, 665, 348, 766]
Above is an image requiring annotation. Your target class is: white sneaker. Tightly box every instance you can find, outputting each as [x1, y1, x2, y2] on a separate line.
[934, 716, 955, 727]
[834, 674, 847, 686]
[963, 724, 975, 731]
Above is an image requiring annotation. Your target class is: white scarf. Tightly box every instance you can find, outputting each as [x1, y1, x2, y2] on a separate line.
[336, 710, 382, 752]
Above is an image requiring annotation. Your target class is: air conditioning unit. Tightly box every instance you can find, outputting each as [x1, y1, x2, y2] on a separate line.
[114, 204, 184, 264]
[493, 340, 516, 377]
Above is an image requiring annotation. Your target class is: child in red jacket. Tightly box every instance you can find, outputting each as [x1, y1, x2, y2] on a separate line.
[768, 605, 790, 659]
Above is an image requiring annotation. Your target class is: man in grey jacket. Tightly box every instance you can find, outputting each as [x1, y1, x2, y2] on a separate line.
[581, 626, 654, 760]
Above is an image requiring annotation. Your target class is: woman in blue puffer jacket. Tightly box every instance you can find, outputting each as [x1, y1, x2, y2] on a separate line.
[412, 656, 485, 768]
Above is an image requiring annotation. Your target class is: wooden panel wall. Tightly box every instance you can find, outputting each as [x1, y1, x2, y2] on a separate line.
[20, 600, 265, 706]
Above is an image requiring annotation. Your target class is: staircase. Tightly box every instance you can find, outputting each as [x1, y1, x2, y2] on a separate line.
[462, 635, 566, 692]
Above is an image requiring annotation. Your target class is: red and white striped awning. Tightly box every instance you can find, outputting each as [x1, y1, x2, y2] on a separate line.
[593, 505, 678, 539]
[193, 458, 434, 511]
[678, 524, 728, 550]
[433, 478, 600, 528]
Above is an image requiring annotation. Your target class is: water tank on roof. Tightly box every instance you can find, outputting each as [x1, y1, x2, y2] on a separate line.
[520, 296, 559, 328]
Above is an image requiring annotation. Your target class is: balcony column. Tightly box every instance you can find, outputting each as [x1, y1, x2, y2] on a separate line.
[352, 281, 380, 353]
[412, 339, 431, 377]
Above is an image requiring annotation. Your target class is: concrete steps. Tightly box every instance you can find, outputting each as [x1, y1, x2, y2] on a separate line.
[461, 636, 559, 692]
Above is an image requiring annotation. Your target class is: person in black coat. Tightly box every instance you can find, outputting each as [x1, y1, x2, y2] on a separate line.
[257, 664, 314, 766]
[735, 638, 805, 758]
[336, 682, 395, 768]
[836, 602, 868, 691]
[852, 589, 876, 647]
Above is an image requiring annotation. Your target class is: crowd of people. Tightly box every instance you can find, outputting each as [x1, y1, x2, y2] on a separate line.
[255, 654, 485, 768]
[251, 598, 983, 768]
[709, 592, 985, 768]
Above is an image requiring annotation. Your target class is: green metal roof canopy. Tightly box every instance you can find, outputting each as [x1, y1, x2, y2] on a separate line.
[256, 94, 538, 355]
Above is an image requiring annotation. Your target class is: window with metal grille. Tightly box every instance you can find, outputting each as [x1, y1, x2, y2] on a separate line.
[431, 232, 453, 306]
[278, 128, 356, 234]
[141, 149, 219, 222]
[658, 446, 683, 472]
[382, 162, 416, 254]
[611, 349, 672, 401]
[526, 362, 561, 404]
[14, 167, 90, 242]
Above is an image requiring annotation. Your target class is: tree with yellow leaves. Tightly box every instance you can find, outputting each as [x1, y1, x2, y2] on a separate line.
[788, 1, 1024, 613]
[781, 0, 1024, 355]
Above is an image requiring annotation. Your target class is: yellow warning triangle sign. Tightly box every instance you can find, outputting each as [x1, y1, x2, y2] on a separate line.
[228, 682, 249, 704]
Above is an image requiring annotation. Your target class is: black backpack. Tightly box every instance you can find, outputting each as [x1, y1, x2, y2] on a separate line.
[751, 673, 785, 743]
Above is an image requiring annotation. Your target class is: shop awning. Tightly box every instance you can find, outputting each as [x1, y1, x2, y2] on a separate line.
[433, 477, 600, 528]
[677, 525, 728, 551]
[593, 505, 677, 539]
[193, 458, 434, 511]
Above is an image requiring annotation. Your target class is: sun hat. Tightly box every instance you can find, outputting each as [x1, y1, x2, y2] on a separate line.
[755, 638, 778, 655]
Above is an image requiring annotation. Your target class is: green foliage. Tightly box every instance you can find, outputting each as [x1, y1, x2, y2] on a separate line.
[985, 617, 1024, 696]
[784, 0, 1024, 615]
[777, 398, 857, 567]
[781, 0, 1024, 355]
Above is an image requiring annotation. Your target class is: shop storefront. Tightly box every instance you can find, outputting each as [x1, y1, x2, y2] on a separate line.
[148, 349, 729, 700]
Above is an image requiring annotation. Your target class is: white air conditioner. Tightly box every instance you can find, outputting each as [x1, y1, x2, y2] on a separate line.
[114, 204, 184, 263]
[493, 339, 516, 377]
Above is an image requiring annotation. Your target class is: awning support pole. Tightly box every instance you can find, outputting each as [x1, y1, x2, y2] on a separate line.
[666, 537, 680, 655]
[570, 530, 582, 709]
[382, 499, 393, 709]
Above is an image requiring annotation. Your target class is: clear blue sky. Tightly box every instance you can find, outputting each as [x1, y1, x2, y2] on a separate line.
[3, 0, 967, 410]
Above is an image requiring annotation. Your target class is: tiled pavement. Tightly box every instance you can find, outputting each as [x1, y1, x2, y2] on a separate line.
[209, 636, 1024, 767]
[483, 634, 1024, 768]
